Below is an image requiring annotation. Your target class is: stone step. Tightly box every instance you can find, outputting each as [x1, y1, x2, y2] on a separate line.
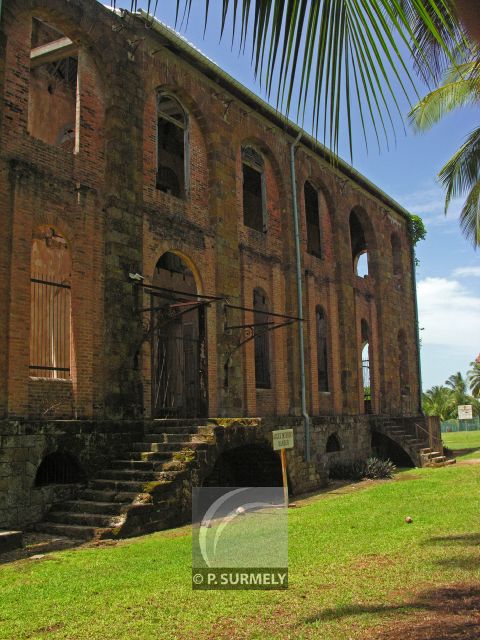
[34, 522, 102, 540]
[420, 448, 432, 454]
[130, 441, 193, 453]
[58, 500, 130, 515]
[99, 469, 159, 482]
[48, 511, 123, 528]
[126, 451, 171, 462]
[431, 455, 447, 464]
[0, 530, 23, 553]
[109, 459, 161, 471]
[90, 479, 148, 493]
[142, 433, 199, 444]
[78, 488, 139, 503]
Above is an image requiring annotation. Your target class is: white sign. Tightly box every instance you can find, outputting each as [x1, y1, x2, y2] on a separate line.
[458, 405, 473, 420]
[272, 429, 294, 451]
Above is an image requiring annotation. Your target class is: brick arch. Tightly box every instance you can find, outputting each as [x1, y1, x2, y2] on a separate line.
[302, 176, 336, 261]
[145, 247, 205, 296]
[143, 83, 211, 208]
[8, 0, 116, 91]
[238, 135, 287, 203]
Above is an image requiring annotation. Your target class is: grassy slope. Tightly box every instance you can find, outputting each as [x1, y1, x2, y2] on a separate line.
[0, 465, 479, 640]
[443, 429, 480, 459]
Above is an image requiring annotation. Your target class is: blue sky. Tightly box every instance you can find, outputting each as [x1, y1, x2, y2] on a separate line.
[130, 0, 479, 390]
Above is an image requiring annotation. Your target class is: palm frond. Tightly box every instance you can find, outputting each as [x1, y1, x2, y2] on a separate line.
[409, 77, 480, 131]
[438, 127, 480, 213]
[121, 0, 463, 157]
[459, 179, 480, 247]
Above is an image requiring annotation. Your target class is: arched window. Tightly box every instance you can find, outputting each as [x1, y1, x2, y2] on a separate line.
[326, 433, 341, 453]
[242, 147, 266, 232]
[157, 94, 188, 198]
[361, 319, 372, 414]
[30, 227, 71, 379]
[350, 211, 368, 276]
[391, 233, 402, 277]
[305, 181, 322, 257]
[253, 288, 271, 388]
[316, 306, 329, 392]
[398, 330, 409, 397]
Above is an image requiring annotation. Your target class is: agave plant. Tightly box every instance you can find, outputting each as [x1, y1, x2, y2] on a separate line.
[118, 1, 468, 158]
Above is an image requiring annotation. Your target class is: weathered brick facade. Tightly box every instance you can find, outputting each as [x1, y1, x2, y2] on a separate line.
[0, 0, 427, 532]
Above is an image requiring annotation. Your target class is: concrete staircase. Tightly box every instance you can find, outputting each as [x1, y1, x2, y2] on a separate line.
[420, 447, 456, 468]
[373, 419, 456, 468]
[35, 421, 210, 540]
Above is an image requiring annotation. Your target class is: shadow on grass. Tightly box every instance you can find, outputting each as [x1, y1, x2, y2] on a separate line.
[422, 532, 480, 547]
[0, 533, 88, 566]
[304, 584, 480, 639]
[451, 447, 480, 458]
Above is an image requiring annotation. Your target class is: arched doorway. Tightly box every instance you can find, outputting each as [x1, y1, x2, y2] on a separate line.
[150, 252, 207, 418]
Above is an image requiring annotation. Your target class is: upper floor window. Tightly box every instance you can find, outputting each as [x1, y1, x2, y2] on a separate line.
[391, 232, 402, 277]
[242, 147, 266, 232]
[157, 94, 188, 198]
[316, 306, 329, 392]
[305, 181, 322, 257]
[28, 18, 79, 151]
[349, 210, 369, 277]
[253, 288, 271, 388]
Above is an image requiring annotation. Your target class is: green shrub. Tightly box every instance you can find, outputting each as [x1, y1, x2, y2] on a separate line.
[329, 457, 396, 481]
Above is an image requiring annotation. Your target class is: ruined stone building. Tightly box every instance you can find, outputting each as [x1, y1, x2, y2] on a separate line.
[0, 0, 436, 538]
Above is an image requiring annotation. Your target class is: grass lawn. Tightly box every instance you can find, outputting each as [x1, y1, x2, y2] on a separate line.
[442, 429, 480, 460]
[1, 465, 479, 640]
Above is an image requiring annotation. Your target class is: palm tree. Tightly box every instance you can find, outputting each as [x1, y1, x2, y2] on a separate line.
[422, 385, 455, 420]
[445, 370, 470, 404]
[409, 51, 480, 246]
[124, 1, 466, 157]
[468, 360, 480, 396]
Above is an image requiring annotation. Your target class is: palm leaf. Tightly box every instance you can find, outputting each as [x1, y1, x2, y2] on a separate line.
[122, 0, 462, 157]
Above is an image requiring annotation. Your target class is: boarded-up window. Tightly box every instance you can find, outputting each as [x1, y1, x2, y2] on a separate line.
[305, 182, 322, 257]
[316, 306, 329, 392]
[253, 288, 271, 389]
[157, 94, 187, 198]
[242, 147, 265, 232]
[30, 228, 71, 379]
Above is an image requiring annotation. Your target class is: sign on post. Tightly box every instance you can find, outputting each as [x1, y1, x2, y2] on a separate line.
[272, 429, 294, 451]
[458, 405, 473, 420]
[272, 429, 294, 508]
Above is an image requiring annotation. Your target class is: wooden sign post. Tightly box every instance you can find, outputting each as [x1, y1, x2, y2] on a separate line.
[272, 429, 294, 508]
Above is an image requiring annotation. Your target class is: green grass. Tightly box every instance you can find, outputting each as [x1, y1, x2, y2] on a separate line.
[442, 429, 480, 459]
[1, 465, 480, 640]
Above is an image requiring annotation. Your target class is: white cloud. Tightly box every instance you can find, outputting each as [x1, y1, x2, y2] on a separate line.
[453, 266, 480, 278]
[417, 277, 480, 349]
[393, 184, 462, 227]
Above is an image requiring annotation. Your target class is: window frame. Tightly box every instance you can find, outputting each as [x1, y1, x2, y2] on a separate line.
[156, 92, 189, 199]
[242, 147, 267, 232]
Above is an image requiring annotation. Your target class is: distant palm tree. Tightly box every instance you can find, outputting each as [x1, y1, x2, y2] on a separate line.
[468, 360, 480, 397]
[445, 371, 470, 403]
[422, 385, 455, 420]
[409, 50, 480, 247]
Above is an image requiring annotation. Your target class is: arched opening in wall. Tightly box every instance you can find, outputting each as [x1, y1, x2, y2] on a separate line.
[30, 227, 71, 379]
[305, 181, 322, 257]
[253, 288, 271, 389]
[316, 306, 329, 392]
[398, 329, 410, 412]
[156, 93, 188, 198]
[35, 451, 86, 486]
[391, 232, 402, 277]
[371, 432, 414, 467]
[361, 319, 372, 414]
[242, 146, 266, 232]
[150, 252, 207, 418]
[202, 444, 284, 487]
[326, 433, 341, 453]
[349, 211, 369, 277]
[28, 18, 79, 151]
